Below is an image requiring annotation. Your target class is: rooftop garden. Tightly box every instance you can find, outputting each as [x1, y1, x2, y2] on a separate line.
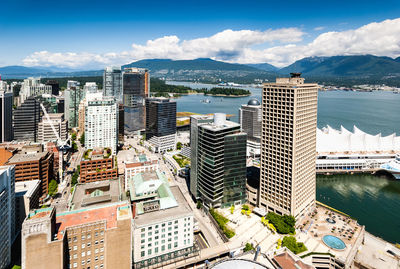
[209, 208, 235, 239]
[282, 236, 307, 254]
[266, 212, 296, 234]
[173, 154, 190, 168]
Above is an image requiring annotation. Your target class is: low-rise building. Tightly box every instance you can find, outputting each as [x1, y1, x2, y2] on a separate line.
[128, 170, 197, 268]
[22, 202, 132, 269]
[15, 180, 41, 232]
[69, 180, 121, 210]
[80, 149, 118, 183]
[124, 154, 159, 190]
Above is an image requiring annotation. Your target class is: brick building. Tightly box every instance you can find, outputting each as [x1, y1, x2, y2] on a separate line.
[80, 149, 118, 183]
[7, 151, 54, 195]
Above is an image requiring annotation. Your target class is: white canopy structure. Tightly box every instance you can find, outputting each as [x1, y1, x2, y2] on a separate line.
[317, 125, 400, 153]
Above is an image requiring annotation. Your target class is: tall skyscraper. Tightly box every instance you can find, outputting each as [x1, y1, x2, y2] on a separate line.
[13, 97, 41, 142]
[0, 165, 15, 269]
[64, 81, 85, 128]
[195, 113, 247, 208]
[0, 90, 13, 143]
[103, 66, 122, 101]
[145, 98, 177, 153]
[122, 68, 149, 134]
[259, 73, 318, 220]
[189, 115, 213, 199]
[85, 93, 118, 154]
[239, 98, 262, 157]
[83, 82, 98, 94]
[38, 113, 68, 143]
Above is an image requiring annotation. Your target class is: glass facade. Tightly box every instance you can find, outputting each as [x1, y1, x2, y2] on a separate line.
[13, 97, 41, 142]
[103, 67, 122, 102]
[122, 68, 149, 133]
[65, 86, 85, 128]
[145, 98, 176, 139]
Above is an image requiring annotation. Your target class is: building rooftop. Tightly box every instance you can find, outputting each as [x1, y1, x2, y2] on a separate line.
[134, 185, 192, 226]
[273, 249, 314, 269]
[8, 151, 48, 163]
[15, 180, 41, 198]
[27, 207, 53, 220]
[247, 98, 261, 106]
[55, 202, 131, 240]
[69, 180, 121, 210]
[128, 170, 178, 211]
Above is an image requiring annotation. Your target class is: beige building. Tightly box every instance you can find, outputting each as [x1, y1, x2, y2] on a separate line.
[38, 113, 68, 143]
[78, 100, 85, 136]
[21, 202, 132, 269]
[259, 73, 318, 220]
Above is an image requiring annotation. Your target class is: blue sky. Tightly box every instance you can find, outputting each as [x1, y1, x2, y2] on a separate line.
[1, 0, 400, 68]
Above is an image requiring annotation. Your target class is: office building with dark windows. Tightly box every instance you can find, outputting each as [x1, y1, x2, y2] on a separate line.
[103, 66, 122, 102]
[0, 90, 13, 143]
[13, 97, 41, 142]
[122, 68, 149, 134]
[145, 98, 177, 153]
[195, 113, 247, 208]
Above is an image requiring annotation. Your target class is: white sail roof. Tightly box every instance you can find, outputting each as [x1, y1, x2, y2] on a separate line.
[317, 125, 400, 153]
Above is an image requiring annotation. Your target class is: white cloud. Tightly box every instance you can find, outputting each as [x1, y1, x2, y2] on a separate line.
[314, 26, 325, 31]
[22, 18, 400, 69]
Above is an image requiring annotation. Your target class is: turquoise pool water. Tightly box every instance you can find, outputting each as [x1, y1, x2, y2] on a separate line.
[322, 235, 346, 250]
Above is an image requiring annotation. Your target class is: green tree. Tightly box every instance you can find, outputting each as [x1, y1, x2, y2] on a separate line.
[196, 200, 203, 209]
[266, 212, 295, 234]
[71, 132, 77, 141]
[243, 243, 255, 252]
[176, 142, 182, 150]
[282, 236, 307, 254]
[48, 179, 58, 197]
[80, 132, 85, 146]
[72, 141, 78, 152]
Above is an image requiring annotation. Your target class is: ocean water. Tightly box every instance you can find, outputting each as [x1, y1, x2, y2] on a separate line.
[169, 81, 400, 243]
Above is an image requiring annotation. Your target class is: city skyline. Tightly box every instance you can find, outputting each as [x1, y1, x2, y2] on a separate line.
[0, 0, 400, 68]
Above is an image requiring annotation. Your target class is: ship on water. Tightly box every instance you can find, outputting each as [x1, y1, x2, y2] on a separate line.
[381, 154, 400, 179]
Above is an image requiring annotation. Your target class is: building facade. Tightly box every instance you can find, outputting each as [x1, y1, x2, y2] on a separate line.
[84, 93, 118, 154]
[80, 149, 118, 183]
[189, 115, 213, 199]
[145, 98, 177, 153]
[239, 98, 262, 157]
[103, 66, 122, 102]
[15, 180, 41, 232]
[13, 97, 41, 142]
[0, 90, 13, 143]
[65, 81, 85, 128]
[7, 150, 54, 195]
[196, 114, 247, 208]
[0, 165, 15, 269]
[127, 171, 196, 269]
[38, 113, 68, 143]
[259, 74, 318, 220]
[83, 82, 98, 94]
[22, 202, 132, 269]
[123, 68, 149, 134]
[20, 77, 52, 103]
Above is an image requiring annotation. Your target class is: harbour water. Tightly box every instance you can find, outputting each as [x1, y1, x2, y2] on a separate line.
[168, 81, 400, 243]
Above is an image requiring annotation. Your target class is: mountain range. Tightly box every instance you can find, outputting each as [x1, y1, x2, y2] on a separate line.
[2, 55, 400, 80]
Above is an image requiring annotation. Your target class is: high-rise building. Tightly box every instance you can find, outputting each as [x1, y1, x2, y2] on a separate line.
[195, 113, 247, 208]
[38, 113, 68, 143]
[15, 180, 41, 233]
[13, 97, 41, 142]
[45, 80, 60, 96]
[0, 165, 15, 269]
[85, 93, 118, 154]
[20, 77, 52, 102]
[65, 80, 84, 128]
[22, 202, 132, 269]
[122, 68, 149, 134]
[83, 82, 98, 94]
[0, 90, 13, 143]
[103, 66, 122, 101]
[145, 98, 177, 153]
[189, 115, 213, 198]
[259, 73, 318, 220]
[239, 98, 262, 157]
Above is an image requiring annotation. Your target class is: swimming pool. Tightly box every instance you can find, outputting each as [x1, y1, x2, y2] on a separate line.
[322, 235, 346, 250]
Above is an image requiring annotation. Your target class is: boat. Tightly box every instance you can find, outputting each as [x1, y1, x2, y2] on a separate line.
[380, 154, 400, 179]
[200, 99, 211, 103]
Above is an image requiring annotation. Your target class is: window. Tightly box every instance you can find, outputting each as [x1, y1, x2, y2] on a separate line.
[100, 239, 104, 244]
[141, 234, 145, 238]
[81, 260, 85, 265]
[73, 245, 78, 251]
[174, 220, 178, 224]
[82, 243, 85, 249]
[73, 254, 77, 259]
[82, 235, 86, 240]
[141, 251, 145, 257]
[161, 245, 165, 251]
[87, 250, 91, 255]
[168, 244, 171, 249]
[141, 239, 145, 243]
[82, 252, 85, 257]
[95, 249, 99, 254]
[95, 256, 98, 261]
[148, 232, 152, 236]
[174, 242, 178, 248]
[87, 258, 91, 264]
[87, 242, 91, 247]
[141, 228, 145, 232]
[148, 249, 152, 255]
[100, 255, 104, 260]
[100, 247, 104, 252]
[95, 241, 98, 245]
[73, 262, 77, 268]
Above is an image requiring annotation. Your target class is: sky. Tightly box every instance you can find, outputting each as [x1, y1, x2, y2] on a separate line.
[1, 0, 400, 69]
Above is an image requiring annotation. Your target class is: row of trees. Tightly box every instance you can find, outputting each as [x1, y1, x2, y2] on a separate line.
[205, 87, 251, 96]
[209, 208, 235, 238]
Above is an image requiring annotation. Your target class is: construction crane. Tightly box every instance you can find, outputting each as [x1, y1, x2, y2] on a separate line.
[40, 103, 70, 150]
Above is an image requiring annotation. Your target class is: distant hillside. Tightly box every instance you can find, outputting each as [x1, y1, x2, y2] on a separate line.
[246, 63, 278, 72]
[279, 55, 400, 77]
[122, 58, 262, 72]
[0, 65, 102, 79]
